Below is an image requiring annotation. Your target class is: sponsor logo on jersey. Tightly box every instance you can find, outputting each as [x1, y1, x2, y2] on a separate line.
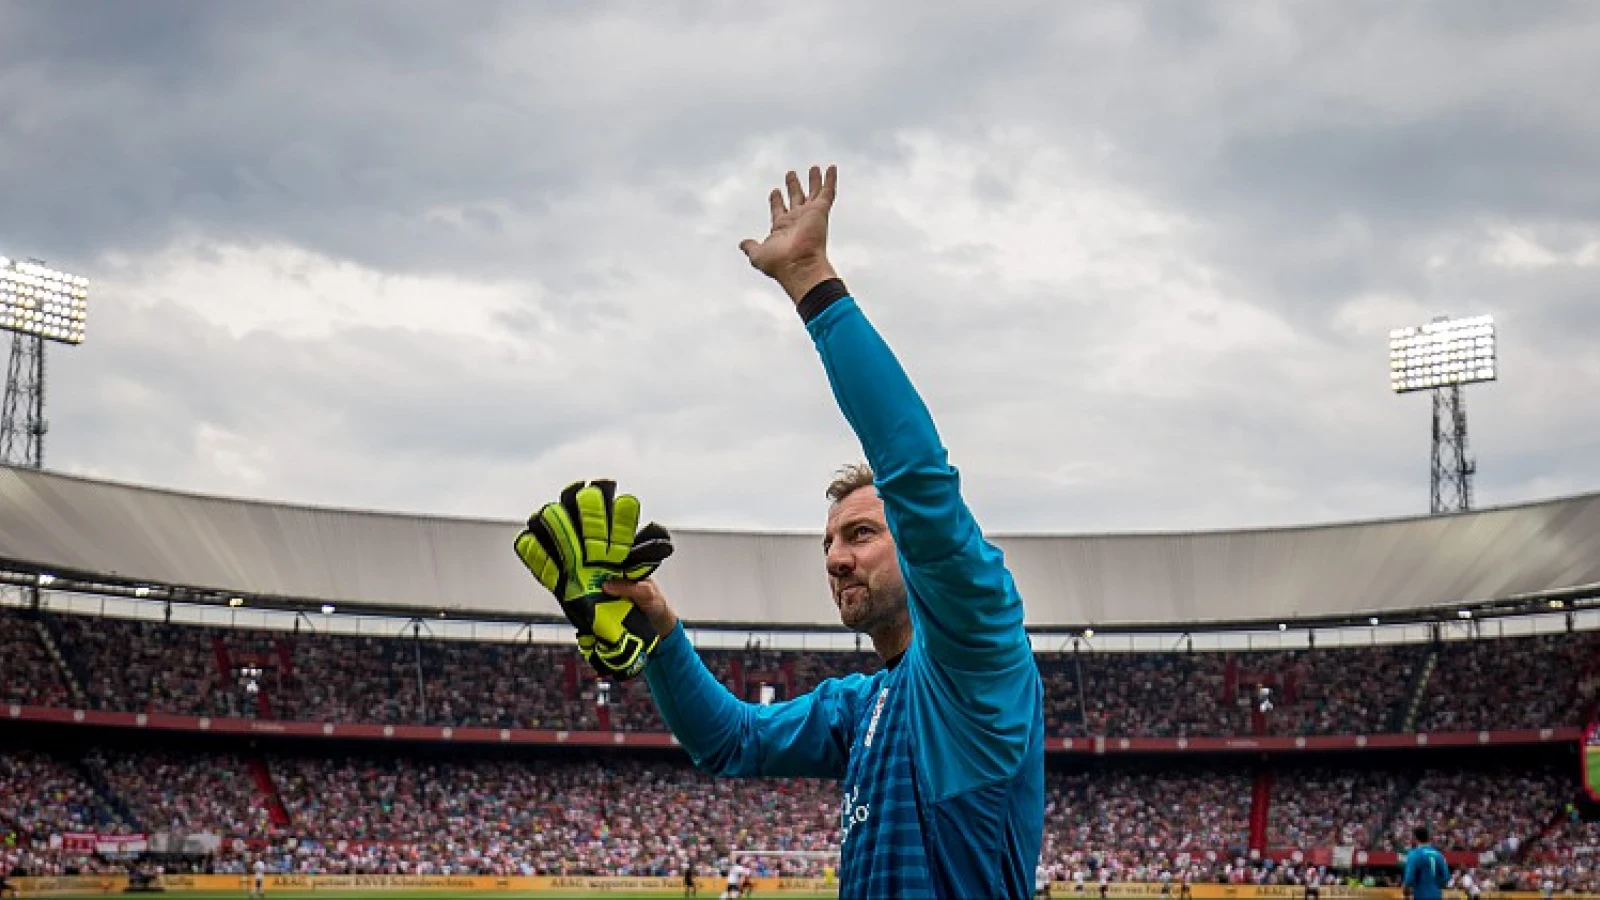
[863, 687, 889, 747]
[839, 785, 870, 844]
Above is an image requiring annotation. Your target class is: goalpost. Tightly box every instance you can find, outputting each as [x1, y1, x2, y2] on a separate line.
[727, 848, 841, 872]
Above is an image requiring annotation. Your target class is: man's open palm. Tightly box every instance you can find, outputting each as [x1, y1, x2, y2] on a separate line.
[739, 165, 839, 301]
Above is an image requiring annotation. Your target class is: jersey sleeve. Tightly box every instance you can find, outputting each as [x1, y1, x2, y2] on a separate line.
[802, 286, 1030, 673]
[643, 621, 868, 779]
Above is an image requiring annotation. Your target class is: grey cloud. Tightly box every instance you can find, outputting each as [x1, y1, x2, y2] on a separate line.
[3, 0, 1599, 533]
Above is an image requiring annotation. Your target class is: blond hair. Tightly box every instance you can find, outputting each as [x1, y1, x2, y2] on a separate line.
[825, 463, 875, 504]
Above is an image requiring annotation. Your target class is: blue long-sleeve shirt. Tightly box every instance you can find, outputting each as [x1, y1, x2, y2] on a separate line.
[1403, 844, 1450, 900]
[645, 285, 1045, 899]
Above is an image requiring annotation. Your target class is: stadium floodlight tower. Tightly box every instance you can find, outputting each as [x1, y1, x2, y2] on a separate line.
[0, 255, 89, 469]
[1389, 314, 1496, 514]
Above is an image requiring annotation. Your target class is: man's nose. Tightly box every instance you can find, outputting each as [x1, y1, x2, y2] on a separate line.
[826, 545, 854, 578]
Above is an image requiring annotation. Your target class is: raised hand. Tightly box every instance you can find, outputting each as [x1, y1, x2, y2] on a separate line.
[738, 165, 841, 303]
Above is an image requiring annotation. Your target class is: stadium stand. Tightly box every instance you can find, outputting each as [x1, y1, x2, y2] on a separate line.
[1417, 634, 1600, 732]
[4, 745, 1597, 889]
[1266, 768, 1400, 849]
[11, 608, 1597, 737]
[2, 607, 1598, 889]
[0, 612, 69, 708]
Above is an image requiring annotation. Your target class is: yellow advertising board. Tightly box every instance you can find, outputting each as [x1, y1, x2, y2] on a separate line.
[10, 873, 1598, 898]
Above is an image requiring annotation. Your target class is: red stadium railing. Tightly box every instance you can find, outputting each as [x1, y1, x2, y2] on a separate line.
[5, 702, 1582, 752]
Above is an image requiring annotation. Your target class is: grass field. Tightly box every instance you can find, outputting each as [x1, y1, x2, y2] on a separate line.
[28, 894, 842, 900]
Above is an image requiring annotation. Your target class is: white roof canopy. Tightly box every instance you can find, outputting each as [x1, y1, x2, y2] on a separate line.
[1, 466, 1597, 629]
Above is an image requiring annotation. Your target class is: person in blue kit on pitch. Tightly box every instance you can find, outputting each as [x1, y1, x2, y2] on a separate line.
[1403, 827, 1450, 900]
[601, 164, 1046, 899]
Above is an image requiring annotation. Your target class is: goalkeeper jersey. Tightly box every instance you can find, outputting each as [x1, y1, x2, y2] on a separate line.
[645, 285, 1046, 899]
[1403, 844, 1450, 900]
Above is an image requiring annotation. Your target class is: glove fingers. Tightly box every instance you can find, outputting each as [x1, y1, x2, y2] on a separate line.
[622, 522, 674, 580]
[513, 529, 565, 596]
[519, 480, 666, 683]
[558, 480, 586, 514]
[610, 493, 642, 552]
[570, 482, 621, 565]
[625, 522, 674, 565]
[537, 504, 584, 586]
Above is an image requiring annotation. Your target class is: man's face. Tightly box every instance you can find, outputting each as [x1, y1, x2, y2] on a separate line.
[823, 486, 907, 634]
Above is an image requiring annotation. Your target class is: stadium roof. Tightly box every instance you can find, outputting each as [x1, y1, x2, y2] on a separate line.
[1, 465, 1598, 632]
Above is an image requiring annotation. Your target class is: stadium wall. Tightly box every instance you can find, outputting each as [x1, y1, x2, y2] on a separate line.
[3, 703, 1584, 754]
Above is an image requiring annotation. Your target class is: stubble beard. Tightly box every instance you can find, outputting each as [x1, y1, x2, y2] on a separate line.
[837, 580, 905, 635]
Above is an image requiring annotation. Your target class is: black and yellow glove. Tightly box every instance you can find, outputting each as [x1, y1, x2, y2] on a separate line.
[513, 479, 674, 680]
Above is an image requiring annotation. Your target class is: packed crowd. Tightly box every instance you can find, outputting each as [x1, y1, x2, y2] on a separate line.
[86, 750, 278, 841]
[1524, 818, 1600, 894]
[0, 750, 125, 843]
[1042, 769, 1253, 861]
[1385, 767, 1572, 854]
[10, 610, 1596, 740]
[3, 747, 1596, 890]
[1266, 769, 1399, 849]
[0, 612, 70, 707]
[1418, 634, 1600, 732]
[266, 755, 838, 877]
[1070, 652, 1233, 738]
[48, 614, 249, 719]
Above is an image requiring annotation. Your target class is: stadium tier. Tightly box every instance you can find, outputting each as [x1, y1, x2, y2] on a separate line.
[2, 746, 1597, 892]
[1, 608, 1598, 892]
[4, 609, 1597, 738]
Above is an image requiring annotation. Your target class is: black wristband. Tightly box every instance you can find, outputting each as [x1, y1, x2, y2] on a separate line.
[796, 278, 850, 324]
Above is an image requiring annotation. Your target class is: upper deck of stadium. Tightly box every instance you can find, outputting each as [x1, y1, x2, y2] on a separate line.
[3, 465, 1598, 632]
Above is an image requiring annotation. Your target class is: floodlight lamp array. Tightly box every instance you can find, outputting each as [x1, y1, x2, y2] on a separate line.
[0, 256, 89, 345]
[1389, 315, 1495, 393]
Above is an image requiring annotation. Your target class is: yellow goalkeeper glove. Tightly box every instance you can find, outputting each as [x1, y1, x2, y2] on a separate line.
[513, 479, 674, 680]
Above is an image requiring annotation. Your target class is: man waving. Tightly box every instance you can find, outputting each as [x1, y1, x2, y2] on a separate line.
[603, 165, 1046, 899]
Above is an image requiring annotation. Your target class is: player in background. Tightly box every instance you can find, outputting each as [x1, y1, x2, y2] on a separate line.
[1036, 862, 1051, 899]
[1098, 866, 1111, 900]
[683, 859, 698, 897]
[1304, 864, 1321, 900]
[249, 857, 266, 898]
[1159, 868, 1173, 897]
[1403, 827, 1449, 900]
[1459, 870, 1480, 900]
[1073, 867, 1087, 895]
[1541, 875, 1555, 900]
[1179, 867, 1193, 899]
[720, 860, 749, 899]
[606, 163, 1046, 900]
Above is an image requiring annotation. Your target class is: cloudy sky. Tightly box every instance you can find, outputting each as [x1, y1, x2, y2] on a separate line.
[1, 1, 1597, 535]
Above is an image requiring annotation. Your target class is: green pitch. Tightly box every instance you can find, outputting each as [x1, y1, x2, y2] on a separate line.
[38, 894, 730, 900]
[41, 893, 841, 900]
[31, 883, 1171, 890]
[1587, 746, 1600, 793]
